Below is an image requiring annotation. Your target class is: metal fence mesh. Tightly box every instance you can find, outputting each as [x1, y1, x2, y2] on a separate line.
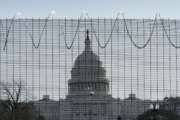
[0, 17, 180, 120]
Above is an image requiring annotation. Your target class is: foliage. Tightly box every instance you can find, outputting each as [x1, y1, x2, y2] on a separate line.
[0, 101, 34, 120]
[137, 109, 180, 120]
[0, 81, 44, 120]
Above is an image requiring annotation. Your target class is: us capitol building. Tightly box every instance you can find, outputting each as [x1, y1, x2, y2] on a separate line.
[33, 30, 152, 120]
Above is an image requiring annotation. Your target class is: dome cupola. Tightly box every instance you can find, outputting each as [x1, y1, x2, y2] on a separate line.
[68, 30, 109, 96]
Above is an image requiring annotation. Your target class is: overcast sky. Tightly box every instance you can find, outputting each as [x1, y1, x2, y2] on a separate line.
[0, 0, 179, 18]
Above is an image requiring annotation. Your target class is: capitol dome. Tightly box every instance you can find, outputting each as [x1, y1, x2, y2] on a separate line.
[68, 30, 109, 96]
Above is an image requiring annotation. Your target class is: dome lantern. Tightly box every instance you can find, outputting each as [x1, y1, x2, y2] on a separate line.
[85, 30, 91, 51]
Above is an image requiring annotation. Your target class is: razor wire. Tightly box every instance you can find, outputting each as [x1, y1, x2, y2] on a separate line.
[2, 15, 180, 50]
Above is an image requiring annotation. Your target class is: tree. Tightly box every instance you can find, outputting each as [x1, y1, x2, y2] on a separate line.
[36, 115, 45, 120]
[137, 109, 180, 120]
[117, 115, 122, 120]
[0, 81, 34, 120]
